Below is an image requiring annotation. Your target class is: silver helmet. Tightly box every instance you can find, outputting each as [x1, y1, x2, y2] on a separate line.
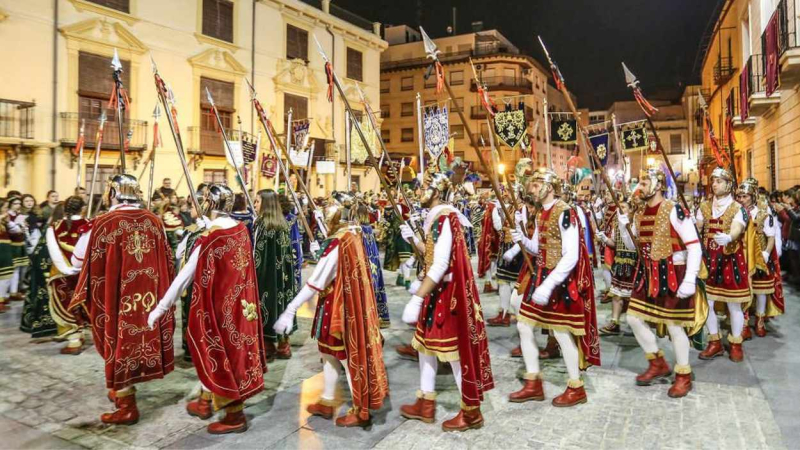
[203, 183, 234, 215]
[105, 173, 141, 204]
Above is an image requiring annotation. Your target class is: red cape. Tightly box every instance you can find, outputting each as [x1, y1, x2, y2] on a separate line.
[69, 208, 176, 390]
[188, 223, 266, 404]
[477, 202, 499, 278]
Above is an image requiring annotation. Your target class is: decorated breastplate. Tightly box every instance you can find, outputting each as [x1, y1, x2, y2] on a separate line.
[753, 207, 769, 252]
[701, 201, 741, 255]
[424, 212, 448, 274]
[536, 201, 569, 270]
[635, 200, 679, 262]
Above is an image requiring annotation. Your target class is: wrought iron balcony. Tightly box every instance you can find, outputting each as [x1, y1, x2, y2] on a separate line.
[713, 56, 736, 85]
[470, 76, 532, 93]
[776, 0, 800, 87]
[59, 112, 148, 151]
[186, 126, 256, 157]
[0, 99, 35, 140]
[745, 54, 781, 116]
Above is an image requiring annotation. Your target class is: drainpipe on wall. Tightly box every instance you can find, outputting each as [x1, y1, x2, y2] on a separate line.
[51, 0, 58, 190]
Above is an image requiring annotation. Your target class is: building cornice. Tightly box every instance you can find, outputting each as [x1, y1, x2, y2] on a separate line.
[66, 0, 140, 26]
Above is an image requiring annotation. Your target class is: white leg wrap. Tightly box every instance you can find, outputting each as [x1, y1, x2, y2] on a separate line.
[321, 354, 342, 401]
[449, 360, 462, 395]
[626, 314, 659, 354]
[706, 300, 719, 335]
[10, 268, 20, 294]
[756, 294, 767, 315]
[419, 352, 438, 394]
[0, 279, 10, 298]
[517, 321, 541, 374]
[602, 268, 612, 291]
[727, 302, 744, 338]
[553, 330, 580, 381]
[498, 284, 511, 312]
[666, 325, 690, 367]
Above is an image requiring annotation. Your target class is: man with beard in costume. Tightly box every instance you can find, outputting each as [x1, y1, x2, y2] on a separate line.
[148, 184, 266, 434]
[508, 168, 599, 407]
[696, 167, 750, 362]
[273, 197, 388, 428]
[69, 174, 176, 425]
[616, 169, 702, 398]
[399, 168, 494, 431]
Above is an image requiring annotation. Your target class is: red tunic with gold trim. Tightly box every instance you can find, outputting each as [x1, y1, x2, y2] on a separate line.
[69, 208, 176, 390]
[477, 202, 499, 278]
[310, 237, 347, 360]
[629, 200, 695, 326]
[698, 199, 751, 303]
[187, 223, 266, 405]
[747, 204, 784, 316]
[601, 205, 617, 270]
[49, 218, 88, 335]
[516, 200, 600, 368]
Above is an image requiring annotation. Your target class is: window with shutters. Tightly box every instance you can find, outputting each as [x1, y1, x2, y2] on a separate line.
[380, 79, 390, 93]
[401, 102, 413, 117]
[450, 97, 464, 113]
[202, 0, 234, 44]
[669, 134, 683, 154]
[78, 52, 132, 149]
[204, 169, 228, 184]
[380, 104, 390, 118]
[401, 128, 414, 142]
[381, 129, 390, 143]
[199, 77, 235, 156]
[450, 70, 464, 86]
[284, 93, 308, 130]
[452, 124, 465, 139]
[346, 48, 363, 81]
[286, 24, 308, 61]
[401, 76, 414, 91]
[86, 0, 130, 13]
[85, 165, 116, 198]
[424, 74, 436, 89]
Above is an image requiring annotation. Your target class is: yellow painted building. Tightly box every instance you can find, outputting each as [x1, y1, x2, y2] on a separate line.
[699, 0, 800, 190]
[379, 26, 561, 179]
[0, 0, 387, 200]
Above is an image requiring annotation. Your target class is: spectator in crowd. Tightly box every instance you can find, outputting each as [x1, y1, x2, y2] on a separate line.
[39, 190, 59, 223]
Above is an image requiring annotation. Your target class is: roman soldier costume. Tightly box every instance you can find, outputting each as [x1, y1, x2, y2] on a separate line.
[69, 174, 176, 426]
[696, 167, 750, 362]
[619, 169, 702, 398]
[477, 199, 500, 293]
[400, 170, 494, 432]
[274, 197, 388, 428]
[150, 184, 266, 434]
[45, 196, 88, 353]
[510, 168, 599, 407]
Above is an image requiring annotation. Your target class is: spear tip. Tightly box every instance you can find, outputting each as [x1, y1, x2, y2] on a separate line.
[419, 26, 440, 60]
[204, 87, 214, 106]
[622, 62, 638, 87]
[312, 34, 329, 63]
[149, 53, 158, 74]
[111, 48, 122, 72]
[696, 90, 708, 109]
[99, 110, 107, 123]
[152, 103, 161, 119]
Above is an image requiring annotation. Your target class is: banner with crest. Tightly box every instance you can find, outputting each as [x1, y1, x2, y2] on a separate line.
[261, 154, 277, 178]
[349, 114, 378, 165]
[620, 122, 648, 151]
[550, 117, 577, 144]
[289, 121, 310, 167]
[423, 105, 449, 159]
[493, 109, 527, 149]
[589, 133, 610, 166]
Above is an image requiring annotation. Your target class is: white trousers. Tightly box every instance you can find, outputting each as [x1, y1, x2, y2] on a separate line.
[706, 300, 744, 337]
[321, 354, 353, 401]
[419, 353, 462, 395]
[626, 315, 690, 367]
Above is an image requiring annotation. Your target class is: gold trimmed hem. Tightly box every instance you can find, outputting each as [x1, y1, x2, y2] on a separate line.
[706, 294, 750, 303]
[317, 341, 345, 352]
[626, 310, 695, 328]
[567, 378, 584, 388]
[516, 314, 585, 336]
[412, 338, 460, 362]
[674, 364, 692, 375]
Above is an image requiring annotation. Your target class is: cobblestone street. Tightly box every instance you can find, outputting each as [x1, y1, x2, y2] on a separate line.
[0, 261, 797, 450]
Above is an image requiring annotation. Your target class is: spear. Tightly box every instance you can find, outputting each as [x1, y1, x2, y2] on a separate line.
[205, 87, 255, 213]
[86, 111, 107, 218]
[420, 26, 533, 271]
[313, 35, 425, 259]
[75, 119, 86, 190]
[144, 103, 161, 210]
[151, 55, 202, 216]
[110, 49, 127, 173]
[245, 78, 327, 240]
[354, 83, 423, 239]
[538, 37, 640, 254]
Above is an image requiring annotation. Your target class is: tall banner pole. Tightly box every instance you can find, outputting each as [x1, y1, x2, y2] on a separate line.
[345, 109, 352, 189]
[416, 92, 425, 183]
[544, 98, 552, 168]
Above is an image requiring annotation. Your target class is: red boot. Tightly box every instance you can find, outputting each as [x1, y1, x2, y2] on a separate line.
[60, 344, 83, 355]
[441, 407, 483, 432]
[100, 391, 139, 425]
[508, 376, 545, 402]
[539, 337, 561, 360]
[187, 392, 213, 420]
[306, 400, 335, 419]
[335, 408, 371, 428]
[400, 392, 436, 423]
[395, 343, 419, 361]
[509, 346, 522, 358]
[552, 383, 587, 407]
[755, 316, 767, 337]
[276, 339, 292, 359]
[207, 404, 247, 434]
[264, 340, 277, 362]
[482, 283, 498, 294]
[741, 325, 752, 341]
[698, 336, 724, 360]
[486, 311, 511, 327]
[107, 390, 117, 404]
[635, 353, 672, 386]
[668, 371, 692, 398]
[729, 342, 745, 363]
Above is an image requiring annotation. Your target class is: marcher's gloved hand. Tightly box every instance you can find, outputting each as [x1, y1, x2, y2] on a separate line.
[503, 247, 517, 262]
[147, 304, 168, 330]
[514, 210, 525, 226]
[762, 251, 771, 263]
[713, 233, 732, 246]
[408, 279, 422, 295]
[596, 231, 609, 244]
[273, 309, 297, 335]
[676, 279, 696, 299]
[511, 227, 525, 244]
[310, 240, 321, 255]
[510, 289, 523, 312]
[195, 216, 210, 230]
[531, 285, 551, 306]
[67, 266, 81, 277]
[400, 224, 417, 244]
[313, 209, 325, 224]
[618, 213, 630, 226]
[402, 295, 424, 325]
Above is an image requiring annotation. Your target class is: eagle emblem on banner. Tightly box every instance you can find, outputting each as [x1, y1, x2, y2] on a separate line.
[424, 106, 449, 159]
[350, 115, 377, 164]
[493, 109, 527, 149]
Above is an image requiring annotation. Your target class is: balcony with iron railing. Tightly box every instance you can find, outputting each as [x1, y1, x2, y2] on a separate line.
[186, 126, 256, 157]
[59, 112, 148, 151]
[714, 56, 736, 85]
[775, 0, 800, 86]
[0, 99, 35, 140]
[470, 76, 532, 93]
[745, 54, 781, 116]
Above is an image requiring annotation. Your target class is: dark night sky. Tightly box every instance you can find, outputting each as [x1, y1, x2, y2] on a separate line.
[333, 0, 721, 109]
